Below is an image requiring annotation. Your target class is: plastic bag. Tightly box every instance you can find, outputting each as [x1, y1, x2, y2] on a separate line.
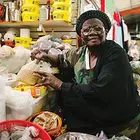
[0, 131, 10, 140]
[10, 126, 40, 140]
[16, 60, 52, 85]
[128, 45, 140, 61]
[130, 61, 140, 75]
[48, 48, 62, 56]
[133, 73, 140, 82]
[0, 76, 6, 121]
[109, 136, 131, 140]
[5, 86, 33, 120]
[96, 131, 108, 140]
[0, 45, 15, 59]
[55, 132, 100, 140]
[36, 35, 52, 43]
[0, 47, 31, 73]
[32, 40, 56, 52]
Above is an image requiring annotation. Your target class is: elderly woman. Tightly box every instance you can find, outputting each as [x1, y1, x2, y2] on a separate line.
[33, 10, 140, 139]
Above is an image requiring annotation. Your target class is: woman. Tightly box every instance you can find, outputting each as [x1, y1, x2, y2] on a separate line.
[32, 10, 140, 139]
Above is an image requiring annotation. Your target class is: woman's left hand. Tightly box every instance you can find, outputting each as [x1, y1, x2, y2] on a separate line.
[33, 71, 63, 89]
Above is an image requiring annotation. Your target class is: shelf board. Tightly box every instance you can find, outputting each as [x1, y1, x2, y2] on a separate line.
[0, 20, 73, 28]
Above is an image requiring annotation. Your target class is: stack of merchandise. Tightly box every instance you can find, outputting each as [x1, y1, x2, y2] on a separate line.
[130, 61, 140, 92]
[21, 0, 40, 21]
[51, 0, 72, 22]
[0, 34, 71, 121]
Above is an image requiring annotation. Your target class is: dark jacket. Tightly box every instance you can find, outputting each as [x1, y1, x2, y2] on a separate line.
[59, 40, 140, 134]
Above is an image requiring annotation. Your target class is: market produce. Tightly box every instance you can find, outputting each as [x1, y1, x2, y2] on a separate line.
[0, 45, 15, 59]
[16, 60, 53, 85]
[33, 112, 58, 132]
[130, 61, 140, 75]
[61, 35, 72, 40]
[130, 61, 140, 88]
[0, 46, 31, 73]
[109, 136, 131, 140]
[55, 132, 100, 140]
[31, 35, 71, 60]
[0, 126, 43, 140]
[5, 86, 33, 120]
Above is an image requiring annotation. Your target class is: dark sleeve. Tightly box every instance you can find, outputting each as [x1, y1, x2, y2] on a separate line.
[61, 47, 130, 102]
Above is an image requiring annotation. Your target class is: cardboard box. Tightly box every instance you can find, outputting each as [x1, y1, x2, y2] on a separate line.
[33, 93, 48, 113]
[33, 89, 57, 113]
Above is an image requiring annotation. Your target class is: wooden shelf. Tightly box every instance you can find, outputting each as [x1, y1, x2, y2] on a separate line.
[0, 20, 73, 28]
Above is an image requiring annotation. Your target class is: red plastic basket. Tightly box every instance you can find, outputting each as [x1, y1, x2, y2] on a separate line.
[0, 120, 51, 140]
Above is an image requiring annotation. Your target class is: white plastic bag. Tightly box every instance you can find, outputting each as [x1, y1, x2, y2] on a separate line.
[0, 76, 6, 121]
[0, 47, 31, 73]
[130, 61, 140, 75]
[17, 60, 52, 85]
[0, 45, 15, 59]
[5, 86, 34, 120]
[128, 45, 140, 61]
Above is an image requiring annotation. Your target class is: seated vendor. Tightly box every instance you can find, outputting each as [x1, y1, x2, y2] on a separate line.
[32, 10, 140, 140]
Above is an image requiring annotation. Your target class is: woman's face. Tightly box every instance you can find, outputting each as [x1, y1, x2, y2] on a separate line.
[81, 18, 106, 49]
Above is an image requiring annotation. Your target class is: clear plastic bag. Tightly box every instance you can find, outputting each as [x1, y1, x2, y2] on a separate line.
[0, 45, 15, 59]
[109, 136, 131, 140]
[0, 76, 6, 121]
[128, 45, 140, 61]
[8, 126, 41, 140]
[5, 86, 33, 120]
[32, 40, 56, 53]
[55, 132, 100, 140]
[16, 60, 40, 85]
[0, 47, 31, 73]
[130, 61, 140, 75]
[16, 60, 53, 85]
[0, 131, 10, 140]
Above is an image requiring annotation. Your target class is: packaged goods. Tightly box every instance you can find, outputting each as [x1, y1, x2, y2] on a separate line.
[16, 60, 52, 85]
[14, 85, 47, 97]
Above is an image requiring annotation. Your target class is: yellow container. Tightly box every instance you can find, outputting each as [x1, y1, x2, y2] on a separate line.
[15, 37, 32, 49]
[52, 0, 71, 3]
[22, 12, 39, 21]
[53, 11, 71, 22]
[63, 39, 72, 45]
[14, 85, 47, 98]
[52, 2, 71, 12]
[22, 4, 40, 14]
[22, 0, 40, 5]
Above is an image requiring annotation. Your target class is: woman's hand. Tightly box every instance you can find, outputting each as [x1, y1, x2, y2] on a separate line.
[31, 48, 60, 66]
[31, 48, 48, 63]
[34, 71, 63, 89]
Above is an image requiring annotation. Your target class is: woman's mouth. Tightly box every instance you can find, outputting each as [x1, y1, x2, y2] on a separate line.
[88, 38, 99, 43]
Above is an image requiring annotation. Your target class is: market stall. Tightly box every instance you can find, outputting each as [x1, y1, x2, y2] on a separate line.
[0, 0, 139, 140]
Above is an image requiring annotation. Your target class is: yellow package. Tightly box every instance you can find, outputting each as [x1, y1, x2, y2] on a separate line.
[14, 85, 47, 98]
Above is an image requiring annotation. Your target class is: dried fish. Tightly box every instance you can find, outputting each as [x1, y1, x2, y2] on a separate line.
[0, 126, 42, 140]
[0, 131, 10, 140]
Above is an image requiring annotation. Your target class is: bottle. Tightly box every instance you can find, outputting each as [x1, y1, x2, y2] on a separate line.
[47, 0, 51, 20]
[46, 4, 49, 20]
[40, 5, 47, 21]
[5, 4, 9, 22]
[14, 1, 21, 22]
[11, 0, 15, 21]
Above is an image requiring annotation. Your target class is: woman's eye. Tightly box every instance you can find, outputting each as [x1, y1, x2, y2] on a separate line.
[84, 29, 90, 32]
[95, 27, 102, 31]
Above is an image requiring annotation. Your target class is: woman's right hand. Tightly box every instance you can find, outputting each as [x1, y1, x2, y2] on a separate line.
[31, 48, 60, 66]
[31, 48, 47, 62]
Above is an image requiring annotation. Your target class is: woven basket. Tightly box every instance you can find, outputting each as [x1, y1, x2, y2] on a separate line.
[27, 111, 62, 138]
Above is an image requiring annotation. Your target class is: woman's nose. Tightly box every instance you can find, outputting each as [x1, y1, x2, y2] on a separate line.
[89, 29, 98, 35]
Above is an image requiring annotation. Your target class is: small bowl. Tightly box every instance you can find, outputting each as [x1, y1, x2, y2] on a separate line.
[27, 111, 62, 138]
